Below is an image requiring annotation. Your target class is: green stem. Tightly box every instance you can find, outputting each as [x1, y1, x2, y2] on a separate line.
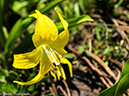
[49, 72, 58, 96]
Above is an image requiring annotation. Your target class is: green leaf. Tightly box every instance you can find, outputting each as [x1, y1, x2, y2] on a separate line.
[0, 0, 4, 17]
[56, 15, 93, 32]
[39, 76, 49, 83]
[98, 59, 129, 96]
[0, 84, 8, 92]
[2, 26, 8, 40]
[0, 0, 6, 49]
[95, 26, 101, 41]
[103, 47, 113, 56]
[0, 69, 19, 93]
[98, 83, 118, 96]
[115, 73, 129, 96]
[78, 45, 85, 54]
[74, 2, 80, 17]
[9, 70, 19, 78]
[0, 67, 9, 76]
[6, 81, 18, 93]
[0, 28, 6, 49]
[115, 0, 124, 10]
[0, 53, 5, 65]
[64, 53, 73, 59]
[68, 15, 93, 28]
[66, 1, 74, 18]
[120, 59, 129, 79]
[46, 93, 53, 96]
[79, 0, 85, 12]
[5, 0, 64, 59]
[39, 0, 65, 13]
[5, 18, 33, 58]
[30, 91, 38, 96]
[13, 33, 34, 54]
[11, 0, 28, 17]
[0, 75, 6, 83]
[28, 84, 35, 91]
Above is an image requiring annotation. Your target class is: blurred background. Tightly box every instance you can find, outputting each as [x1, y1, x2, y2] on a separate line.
[0, 0, 129, 96]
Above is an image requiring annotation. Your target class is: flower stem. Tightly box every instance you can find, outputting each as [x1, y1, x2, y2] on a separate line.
[49, 72, 58, 96]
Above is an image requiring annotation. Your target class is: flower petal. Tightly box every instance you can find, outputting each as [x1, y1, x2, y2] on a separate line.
[49, 9, 69, 56]
[55, 9, 68, 30]
[13, 71, 44, 85]
[13, 47, 42, 69]
[58, 64, 66, 80]
[30, 10, 58, 47]
[13, 48, 52, 85]
[61, 58, 73, 77]
[50, 9, 69, 48]
[49, 28, 69, 56]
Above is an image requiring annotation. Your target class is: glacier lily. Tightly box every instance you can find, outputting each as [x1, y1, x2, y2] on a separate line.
[13, 9, 72, 85]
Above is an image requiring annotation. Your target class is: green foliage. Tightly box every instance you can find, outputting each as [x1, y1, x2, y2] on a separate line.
[46, 93, 54, 96]
[115, 0, 124, 10]
[78, 45, 85, 54]
[98, 59, 129, 96]
[64, 53, 74, 59]
[0, 0, 6, 49]
[95, 26, 102, 42]
[103, 47, 114, 56]
[0, 69, 19, 92]
[56, 15, 93, 32]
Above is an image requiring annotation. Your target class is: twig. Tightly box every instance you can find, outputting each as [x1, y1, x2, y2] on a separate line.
[68, 45, 113, 88]
[62, 80, 71, 96]
[111, 18, 129, 46]
[82, 56, 111, 88]
[49, 72, 58, 96]
[85, 50, 117, 80]
[105, 77, 113, 86]
[49, 86, 55, 96]
[109, 58, 123, 68]
[115, 68, 121, 84]
[57, 85, 67, 96]
[116, 19, 128, 26]
[89, 38, 92, 53]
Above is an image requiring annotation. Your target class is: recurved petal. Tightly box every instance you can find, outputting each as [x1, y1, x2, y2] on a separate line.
[29, 13, 37, 18]
[13, 70, 44, 85]
[49, 29, 69, 56]
[55, 9, 68, 30]
[49, 29, 69, 50]
[49, 9, 69, 57]
[49, 46, 67, 58]
[50, 9, 69, 47]
[13, 49, 52, 85]
[61, 58, 73, 77]
[30, 10, 58, 47]
[13, 47, 42, 69]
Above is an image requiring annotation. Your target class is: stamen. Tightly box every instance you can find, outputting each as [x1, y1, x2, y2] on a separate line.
[42, 45, 61, 65]
[53, 50, 62, 61]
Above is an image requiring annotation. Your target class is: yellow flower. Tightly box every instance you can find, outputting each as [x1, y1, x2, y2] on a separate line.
[13, 9, 72, 85]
